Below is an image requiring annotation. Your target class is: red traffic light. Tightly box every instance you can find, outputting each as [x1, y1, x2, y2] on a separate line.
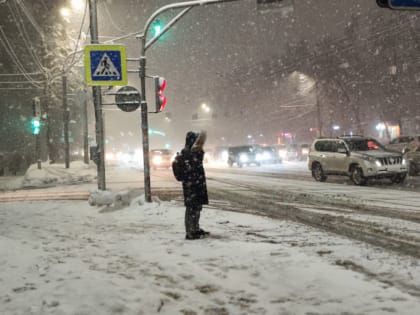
[155, 77, 167, 112]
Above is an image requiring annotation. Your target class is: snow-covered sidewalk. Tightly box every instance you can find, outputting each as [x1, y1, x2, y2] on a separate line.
[1, 195, 420, 315]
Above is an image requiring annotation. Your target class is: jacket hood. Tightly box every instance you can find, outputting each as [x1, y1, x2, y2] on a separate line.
[184, 130, 206, 151]
[192, 130, 207, 151]
[184, 131, 198, 150]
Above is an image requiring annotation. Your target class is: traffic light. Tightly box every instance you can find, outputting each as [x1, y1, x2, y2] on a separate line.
[154, 76, 167, 112]
[32, 97, 41, 118]
[152, 19, 162, 37]
[31, 118, 41, 135]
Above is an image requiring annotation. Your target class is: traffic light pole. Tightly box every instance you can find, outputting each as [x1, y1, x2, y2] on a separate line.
[89, 0, 106, 190]
[82, 90, 89, 165]
[36, 133, 41, 170]
[138, 0, 242, 202]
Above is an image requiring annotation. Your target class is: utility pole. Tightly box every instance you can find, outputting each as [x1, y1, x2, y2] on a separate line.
[88, 0, 106, 190]
[62, 74, 70, 168]
[82, 89, 89, 164]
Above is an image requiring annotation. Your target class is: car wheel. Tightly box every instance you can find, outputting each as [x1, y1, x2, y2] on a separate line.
[391, 173, 406, 184]
[350, 166, 367, 185]
[312, 163, 327, 182]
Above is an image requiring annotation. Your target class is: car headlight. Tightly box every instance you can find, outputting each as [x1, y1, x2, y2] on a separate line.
[221, 151, 228, 162]
[375, 160, 382, 167]
[152, 156, 162, 165]
[279, 150, 287, 158]
[239, 154, 248, 163]
[301, 148, 309, 154]
[402, 158, 406, 165]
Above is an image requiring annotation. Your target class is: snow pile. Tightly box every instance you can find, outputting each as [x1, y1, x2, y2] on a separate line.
[22, 161, 96, 188]
[1, 197, 419, 314]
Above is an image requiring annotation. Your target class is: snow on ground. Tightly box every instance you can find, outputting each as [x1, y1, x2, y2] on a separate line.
[22, 161, 97, 188]
[1, 194, 420, 315]
[1, 162, 420, 314]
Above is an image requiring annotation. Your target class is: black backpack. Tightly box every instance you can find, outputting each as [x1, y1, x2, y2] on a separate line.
[172, 152, 185, 181]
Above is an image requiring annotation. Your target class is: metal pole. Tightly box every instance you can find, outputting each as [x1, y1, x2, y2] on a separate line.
[36, 134, 41, 170]
[83, 90, 89, 164]
[139, 53, 152, 202]
[62, 74, 70, 168]
[89, 0, 106, 190]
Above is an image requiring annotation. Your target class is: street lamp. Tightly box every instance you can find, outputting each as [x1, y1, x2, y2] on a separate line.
[60, 7, 71, 17]
[60, 0, 84, 18]
[71, 0, 84, 10]
[201, 103, 211, 113]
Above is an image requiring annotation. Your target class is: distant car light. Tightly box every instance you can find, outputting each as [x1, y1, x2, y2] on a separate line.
[262, 152, 271, 160]
[278, 150, 287, 158]
[301, 148, 309, 155]
[152, 155, 162, 165]
[375, 160, 382, 167]
[239, 154, 248, 163]
[106, 152, 115, 160]
[221, 150, 228, 162]
[402, 158, 406, 166]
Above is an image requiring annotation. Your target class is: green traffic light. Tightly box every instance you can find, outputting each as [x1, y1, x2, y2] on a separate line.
[153, 20, 162, 37]
[31, 118, 41, 135]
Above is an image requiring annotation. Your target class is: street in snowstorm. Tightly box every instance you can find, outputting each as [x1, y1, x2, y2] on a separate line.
[1, 0, 420, 314]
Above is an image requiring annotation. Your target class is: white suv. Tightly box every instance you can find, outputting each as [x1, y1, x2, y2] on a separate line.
[308, 136, 407, 185]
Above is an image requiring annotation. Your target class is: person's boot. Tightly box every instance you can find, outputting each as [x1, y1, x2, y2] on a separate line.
[185, 232, 201, 240]
[199, 228, 210, 236]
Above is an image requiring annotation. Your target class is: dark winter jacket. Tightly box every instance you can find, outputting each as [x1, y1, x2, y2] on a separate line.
[181, 131, 209, 208]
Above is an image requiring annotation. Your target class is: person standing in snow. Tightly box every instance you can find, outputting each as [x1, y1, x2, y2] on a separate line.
[181, 130, 209, 240]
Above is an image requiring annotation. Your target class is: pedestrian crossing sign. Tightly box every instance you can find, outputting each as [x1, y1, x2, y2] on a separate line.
[84, 44, 127, 86]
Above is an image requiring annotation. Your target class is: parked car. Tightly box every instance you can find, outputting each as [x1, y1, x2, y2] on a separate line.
[150, 149, 174, 169]
[227, 145, 262, 167]
[402, 138, 420, 176]
[385, 135, 420, 153]
[308, 135, 407, 185]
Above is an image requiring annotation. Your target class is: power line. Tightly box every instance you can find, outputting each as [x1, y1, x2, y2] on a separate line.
[0, 26, 44, 88]
[0, 72, 44, 76]
[7, 0, 45, 73]
[67, 0, 89, 73]
[15, 0, 44, 38]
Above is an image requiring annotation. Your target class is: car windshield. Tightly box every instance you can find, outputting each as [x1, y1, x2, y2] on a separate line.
[344, 139, 384, 151]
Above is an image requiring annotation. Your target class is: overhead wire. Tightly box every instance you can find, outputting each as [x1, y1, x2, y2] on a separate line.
[66, 0, 89, 73]
[14, 0, 44, 38]
[0, 71, 44, 76]
[100, 1, 127, 34]
[0, 26, 44, 88]
[7, 0, 46, 73]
